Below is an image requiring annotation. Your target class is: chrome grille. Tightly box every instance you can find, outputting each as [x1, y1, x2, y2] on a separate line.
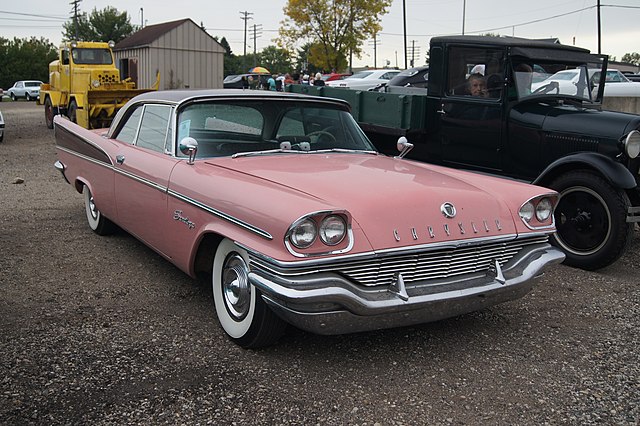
[250, 235, 549, 287]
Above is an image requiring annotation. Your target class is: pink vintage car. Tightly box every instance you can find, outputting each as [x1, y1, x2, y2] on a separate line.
[53, 89, 564, 348]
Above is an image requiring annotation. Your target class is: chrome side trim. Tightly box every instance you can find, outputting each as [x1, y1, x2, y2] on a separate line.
[57, 146, 113, 170]
[168, 189, 273, 240]
[114, 168, 168, 193]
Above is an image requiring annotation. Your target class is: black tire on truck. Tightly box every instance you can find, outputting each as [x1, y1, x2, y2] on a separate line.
[67, 99, 78, 124]
[549, 170, 633, 270]
[44, 97, 57, 129]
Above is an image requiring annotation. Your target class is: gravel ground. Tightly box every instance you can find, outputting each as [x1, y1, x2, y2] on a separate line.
[0, 101, 639, 425]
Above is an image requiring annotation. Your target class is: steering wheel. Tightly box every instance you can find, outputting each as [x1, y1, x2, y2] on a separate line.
[307, 130, 337, 145]
[532, 81, 560, 95]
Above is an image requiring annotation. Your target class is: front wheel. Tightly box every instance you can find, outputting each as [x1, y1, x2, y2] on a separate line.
[212, 239, 285, 348]
[25, 93, 31, 101]
[83, 185, 115, 235]
[549, 170, 633, 270]
[44, 97, 56, 129]
[67, 99, 78, 124]
[10, 93, 16, 101]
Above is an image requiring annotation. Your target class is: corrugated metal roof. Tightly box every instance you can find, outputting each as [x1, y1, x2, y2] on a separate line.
[114, 18, 192, 50]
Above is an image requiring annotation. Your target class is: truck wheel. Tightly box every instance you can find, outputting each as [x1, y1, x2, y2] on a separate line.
[68, 100, 78, 124]
[44, 97, 57, 129]
[549, 170, 633, 270]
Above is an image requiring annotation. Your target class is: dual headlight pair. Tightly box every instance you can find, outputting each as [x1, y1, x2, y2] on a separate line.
[288, 214, 347, 249]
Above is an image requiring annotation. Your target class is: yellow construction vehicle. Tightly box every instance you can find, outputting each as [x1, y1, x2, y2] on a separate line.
[39, 41, 159, 129]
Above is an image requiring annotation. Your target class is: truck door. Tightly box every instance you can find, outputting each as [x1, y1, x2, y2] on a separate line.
[437, 46, 505, 171]
[60, 48, 71, 101]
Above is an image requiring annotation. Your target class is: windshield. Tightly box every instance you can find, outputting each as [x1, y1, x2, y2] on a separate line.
[516, 62, 597, 102]
[175, 100, 376, 158]
[71, 48, 113, 65]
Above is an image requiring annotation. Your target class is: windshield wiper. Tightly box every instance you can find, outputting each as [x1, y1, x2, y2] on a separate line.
[232, 148, 379, 158]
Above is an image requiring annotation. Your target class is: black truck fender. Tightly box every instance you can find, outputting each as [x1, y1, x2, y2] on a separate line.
[532, 152, 637, 190]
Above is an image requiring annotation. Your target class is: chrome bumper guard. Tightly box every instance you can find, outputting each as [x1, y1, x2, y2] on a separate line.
[249, 243, 565, 335]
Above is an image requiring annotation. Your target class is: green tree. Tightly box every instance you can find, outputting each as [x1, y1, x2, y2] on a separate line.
[63, 7, 135, 43]
[621, 52, 640, 66]
[259, 46, 293, 74]
[0, 37, 57, 90]
[279, 0, 392, 72]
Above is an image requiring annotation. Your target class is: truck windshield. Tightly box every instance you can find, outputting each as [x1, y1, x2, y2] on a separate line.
[71, 48, 113, 65]
[516, 62, 595, 102]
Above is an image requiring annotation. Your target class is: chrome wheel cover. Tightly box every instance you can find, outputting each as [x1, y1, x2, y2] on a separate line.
[222, 254, 251, 321]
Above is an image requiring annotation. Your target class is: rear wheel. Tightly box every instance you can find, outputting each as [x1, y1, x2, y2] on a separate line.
[550, 170, 632, 270]
[83, 185, 115, 235]
[212, 239, 285, 348]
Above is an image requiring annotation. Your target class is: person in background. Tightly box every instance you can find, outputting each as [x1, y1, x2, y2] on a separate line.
[302, 74, 310, 85]
[313, 72, 325, 86]
[284, 73, 294, 86]
[467, 73, 488, 97]
[267, 74, 277, 91]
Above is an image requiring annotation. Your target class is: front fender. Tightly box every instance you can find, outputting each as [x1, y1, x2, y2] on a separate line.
[533, 152, 637, 189]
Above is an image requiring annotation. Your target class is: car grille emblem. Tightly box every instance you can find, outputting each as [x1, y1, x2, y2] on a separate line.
[441, 202, 456, 218]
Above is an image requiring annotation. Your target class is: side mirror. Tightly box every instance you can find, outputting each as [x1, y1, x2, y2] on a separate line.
[179, 137, 198, 165]
[396, 136, 414, 159]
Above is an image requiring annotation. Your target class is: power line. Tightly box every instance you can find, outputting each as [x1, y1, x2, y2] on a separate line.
[0, 10, 67, 20]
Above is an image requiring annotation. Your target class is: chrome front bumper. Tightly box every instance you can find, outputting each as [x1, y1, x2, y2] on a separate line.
[249, 244, 565, 335]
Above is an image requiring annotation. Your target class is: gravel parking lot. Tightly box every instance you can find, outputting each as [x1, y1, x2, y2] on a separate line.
[1, 101, 638, 425]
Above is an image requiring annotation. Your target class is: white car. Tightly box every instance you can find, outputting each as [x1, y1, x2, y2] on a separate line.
[590, 69, 640, 97]
[0, 110, 4, 142]
[7, 80, 43, 101]
[326, 69, 402, 90]
[531, 68, 640, 98]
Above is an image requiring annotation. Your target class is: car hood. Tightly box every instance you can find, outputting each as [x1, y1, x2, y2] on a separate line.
[513, 102, 640, 139]
[205, 153, 526, 250]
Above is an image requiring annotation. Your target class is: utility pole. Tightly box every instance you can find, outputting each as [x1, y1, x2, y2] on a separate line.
[249, 24, 263, 67]
[140, 8, 144, 28]
[462, 0, 466, 35]
[597, 0, 601, 54]
[402, 0, 407, 69]
[239, 11, 253, 56]
[70, 0, 81, 40]
[369, 33, 380, 69]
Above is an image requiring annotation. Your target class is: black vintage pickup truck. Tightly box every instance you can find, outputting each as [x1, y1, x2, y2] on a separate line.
[289, 36, 640, 270]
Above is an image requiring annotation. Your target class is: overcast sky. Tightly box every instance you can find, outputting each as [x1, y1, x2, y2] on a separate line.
[1, 0, 639, 70]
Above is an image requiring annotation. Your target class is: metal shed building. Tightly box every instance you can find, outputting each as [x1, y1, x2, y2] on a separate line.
[114, 18, 225, 90]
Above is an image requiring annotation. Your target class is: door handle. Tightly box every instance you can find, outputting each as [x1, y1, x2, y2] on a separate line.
[116, 155, 125, 164]
[436, 103, 446, 115]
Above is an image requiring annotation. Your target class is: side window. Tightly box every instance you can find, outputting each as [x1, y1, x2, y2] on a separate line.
[136, 105, 172, 153]
[114, 105, 143, 144]
[446, 47, 505, 99]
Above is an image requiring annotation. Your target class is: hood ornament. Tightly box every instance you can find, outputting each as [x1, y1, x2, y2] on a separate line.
[441, 202, 456, 218]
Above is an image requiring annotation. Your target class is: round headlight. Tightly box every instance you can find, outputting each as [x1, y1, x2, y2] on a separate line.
[624, 130, 640, 159]
[289, 218, 317, 248]
[519, 201, 534, 222]
[92, 80, 101, 88]
[535, 197, 553, 222]
[319, 215, 347, 246]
